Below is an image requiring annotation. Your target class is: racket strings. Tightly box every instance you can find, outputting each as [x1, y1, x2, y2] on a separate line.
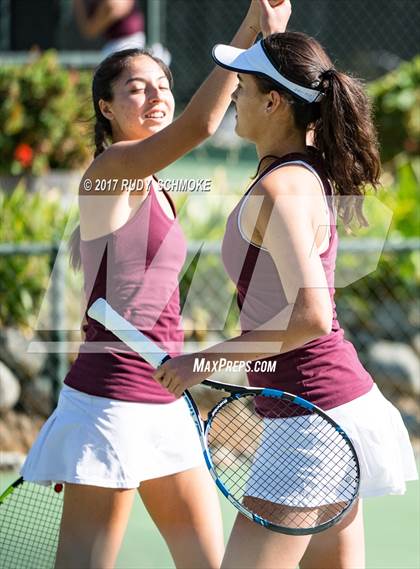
[209, 402, 266, 497]
[210, 413, 258, 451]
[0, 481, 63, 569]
[274, 418, 355, 501]
[207, 394, 359, 531]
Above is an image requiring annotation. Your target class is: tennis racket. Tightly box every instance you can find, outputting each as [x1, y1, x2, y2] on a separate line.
[88, 297, 360, 535]
[0, 477, 64, 569]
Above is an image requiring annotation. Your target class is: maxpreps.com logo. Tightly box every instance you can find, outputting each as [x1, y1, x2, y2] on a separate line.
[193, 358, 277, 374]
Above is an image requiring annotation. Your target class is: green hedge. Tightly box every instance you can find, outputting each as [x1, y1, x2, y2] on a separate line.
[0, 50, 418, 175]
[368, 56, 420, 164]
[0, 51, 92, 175]
[0, 184, 70, 329]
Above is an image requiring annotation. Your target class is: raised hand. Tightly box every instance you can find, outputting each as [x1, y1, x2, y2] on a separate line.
[259, 0, 292, 37]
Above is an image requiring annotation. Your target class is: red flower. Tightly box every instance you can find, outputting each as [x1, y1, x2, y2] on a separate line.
[14, 143, 33, 168]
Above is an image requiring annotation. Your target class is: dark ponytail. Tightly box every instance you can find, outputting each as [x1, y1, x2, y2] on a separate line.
[255, 32, 381, 226]
[314, 68, 380, 225]
[69, 48, 173, 270]
[94, 116, 112, 158]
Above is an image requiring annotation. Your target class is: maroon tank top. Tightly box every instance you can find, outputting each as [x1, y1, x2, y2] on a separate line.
[65, 181, 185, 403]
[86, 1, 144, 40]
[221, 149, 373, 410]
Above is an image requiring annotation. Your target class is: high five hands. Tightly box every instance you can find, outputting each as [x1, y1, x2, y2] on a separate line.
[246, 0, 292, 38]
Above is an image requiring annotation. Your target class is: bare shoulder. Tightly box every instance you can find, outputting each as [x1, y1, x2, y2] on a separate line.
[248, 165, 321, 228]
[78, 143, 136, 196]
[256, 163, 321, 201]
[78, 147, 136, 241]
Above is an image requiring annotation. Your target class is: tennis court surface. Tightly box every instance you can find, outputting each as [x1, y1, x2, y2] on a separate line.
[116, 477, 419, 569]
[0, 465, 418, 568]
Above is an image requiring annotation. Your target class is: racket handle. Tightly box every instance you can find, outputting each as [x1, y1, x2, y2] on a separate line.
[87, 298, 170, 369]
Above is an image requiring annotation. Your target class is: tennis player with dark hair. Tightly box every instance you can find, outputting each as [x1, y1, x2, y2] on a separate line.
[20, 2, 291, 568]
[153, 3, 418, 567]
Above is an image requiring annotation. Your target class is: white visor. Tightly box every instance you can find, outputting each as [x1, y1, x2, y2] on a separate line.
[212, 40, 323, 104]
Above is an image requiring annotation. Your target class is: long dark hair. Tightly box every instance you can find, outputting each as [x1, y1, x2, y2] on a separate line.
[254, 32, 381, 226]
[69, 48, 173, 270]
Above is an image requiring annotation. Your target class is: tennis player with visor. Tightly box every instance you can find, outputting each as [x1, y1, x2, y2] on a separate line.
[154, 9, 418, 569]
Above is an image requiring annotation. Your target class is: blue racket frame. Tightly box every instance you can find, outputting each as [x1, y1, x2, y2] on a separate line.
[183, 382, 361, 536]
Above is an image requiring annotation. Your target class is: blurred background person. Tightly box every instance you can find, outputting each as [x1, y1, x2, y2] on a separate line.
[72, 0, 170, 62]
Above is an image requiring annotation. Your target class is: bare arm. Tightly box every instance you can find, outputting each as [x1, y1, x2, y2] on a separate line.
[83, 0, 292, 186]
[73, 0, 135, 39]
[154, 167, 334, 396]
[201, 167, 333, 359]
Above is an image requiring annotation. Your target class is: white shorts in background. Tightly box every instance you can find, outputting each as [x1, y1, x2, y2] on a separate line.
[21, 385, 204, 488]
[246, 384, 418, 507]
[102, 31, 146, 58]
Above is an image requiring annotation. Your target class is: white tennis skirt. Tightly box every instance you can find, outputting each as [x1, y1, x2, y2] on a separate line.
[246, 384, 418, 507]
[21, 385, 204, 488]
